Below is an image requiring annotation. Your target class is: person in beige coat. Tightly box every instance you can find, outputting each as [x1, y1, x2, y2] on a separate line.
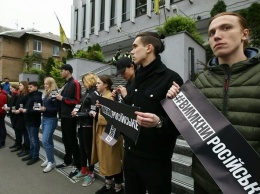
[91, 74, 124, 194]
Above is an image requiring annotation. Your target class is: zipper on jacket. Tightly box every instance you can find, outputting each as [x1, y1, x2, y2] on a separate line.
[223, 71, 230, 116]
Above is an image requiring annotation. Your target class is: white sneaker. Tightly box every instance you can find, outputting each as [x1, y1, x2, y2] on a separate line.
[41, 160, 48, 167]
[43, 162, 55, 173]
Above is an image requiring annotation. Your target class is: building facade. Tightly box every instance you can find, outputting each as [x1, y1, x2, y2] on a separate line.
[70, 0, 257, 60]
[0, 29, 70, 81]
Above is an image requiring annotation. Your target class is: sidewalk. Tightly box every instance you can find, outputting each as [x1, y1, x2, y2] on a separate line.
[0, 136, 103, 194]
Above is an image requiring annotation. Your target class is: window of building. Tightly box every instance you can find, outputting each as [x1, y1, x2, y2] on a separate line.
[110, 0, 117, 26]
[74, 9, 78, 40]
[136, 0, 147, 17]
[53, 46, 60, 56]
[83, 4, 86, 37]
[122, 0, 130, 22]
[32, 63, 41, 70]
[33, 40, 42, 52]
[100, 0, 105, 31]
[91, 0, 95, 34]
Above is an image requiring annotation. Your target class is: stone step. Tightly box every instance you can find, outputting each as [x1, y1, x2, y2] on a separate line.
[172, 171, 194, 194]
[172, 153, 192, 177]
[174, 138, 193, 157]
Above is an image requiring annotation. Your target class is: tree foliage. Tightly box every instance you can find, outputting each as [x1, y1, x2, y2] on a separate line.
[49, 60, 64, 88]
[156, 15, 204, 44]
[210, 0, 227, 17]
[21, 52, 42, 71]
[44, 57, 55, 77]
[73, 43, 105, 62]
[239, 2, 260, 48]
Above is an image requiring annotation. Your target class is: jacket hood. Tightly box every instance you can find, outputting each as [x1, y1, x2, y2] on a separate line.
[208, 48, 260, 67]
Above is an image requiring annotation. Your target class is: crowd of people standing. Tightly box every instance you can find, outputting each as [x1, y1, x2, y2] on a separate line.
[0, 11, 259, 194]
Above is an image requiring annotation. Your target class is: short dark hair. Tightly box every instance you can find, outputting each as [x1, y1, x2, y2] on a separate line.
[28, 81, 39, 88]
[135, 32, 165, 56]
[0, 84, 3, 90]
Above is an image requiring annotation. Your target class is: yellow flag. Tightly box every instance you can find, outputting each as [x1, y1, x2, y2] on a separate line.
[60, 24, 66, 45]
[154, 0, 160, 15]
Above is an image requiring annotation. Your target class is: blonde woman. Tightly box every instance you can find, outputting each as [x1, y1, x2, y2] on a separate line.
[71, 73, 98, 186]
[40, 77, 59, 173]
[92, 75, 124, 194]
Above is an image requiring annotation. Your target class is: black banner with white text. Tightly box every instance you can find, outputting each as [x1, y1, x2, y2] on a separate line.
[161, 81, 260, 194]
[97, 96, 141, 144]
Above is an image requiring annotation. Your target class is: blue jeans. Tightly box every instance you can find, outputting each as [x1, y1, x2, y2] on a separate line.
[26, 126, 40, 159]
[42, 117, 57, 163]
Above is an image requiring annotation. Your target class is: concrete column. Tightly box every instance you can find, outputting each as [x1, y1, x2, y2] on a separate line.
[116, 0, 123, 28]
[130, 0, 136, 23]
[104, 0, 111, 32]
[77, 0, 83, 41]
[85, 0, 91, 39]
[70, 5, 75, 44]
[147, 0, 152, 18]
[94, 0, 101, 35]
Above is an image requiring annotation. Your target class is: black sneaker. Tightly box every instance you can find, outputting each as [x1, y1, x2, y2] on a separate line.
[0, 145, 5, 149]
[95, 184, 113, 194]
[56, 163, 69, 169]
[106, 187, 125, 194]
[27, 158, 39, 165]
[10, 146, 21, 152]
[9, 143, 18, 149]
[18, 150, 29, 157]
[68, 167, 80, 178]
[17, 149, 24, 155]
[22, 155, 32, 161]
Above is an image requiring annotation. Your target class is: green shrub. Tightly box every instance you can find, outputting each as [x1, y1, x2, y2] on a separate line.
[210, 0, 227, 17]
[156, 16, 204, 44]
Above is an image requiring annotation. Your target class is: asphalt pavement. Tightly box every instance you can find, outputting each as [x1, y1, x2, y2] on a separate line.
[0, 136, 103, 194]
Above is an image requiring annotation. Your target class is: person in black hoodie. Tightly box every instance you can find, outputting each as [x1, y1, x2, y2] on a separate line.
[12, 81, 30, 156]
[123, 32, 183, 194]
[20, 81, 42, 165]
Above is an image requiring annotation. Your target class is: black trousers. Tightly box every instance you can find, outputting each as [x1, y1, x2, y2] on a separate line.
[105, 170, 124, 185]
[123, 149, 172, 194]
[194, 181, 223, 194]
[78, 126, 94, 171]
[0, 117, 6, 146]
[61, 118, 81, 169]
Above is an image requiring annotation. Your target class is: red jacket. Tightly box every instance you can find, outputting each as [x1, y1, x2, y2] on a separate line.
[0, 90, 8, 117]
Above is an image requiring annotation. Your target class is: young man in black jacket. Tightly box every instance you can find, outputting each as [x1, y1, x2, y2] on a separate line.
[20, 81, 42, 165]
[56, 64, 81, 178]
[123, 32, 183, 194]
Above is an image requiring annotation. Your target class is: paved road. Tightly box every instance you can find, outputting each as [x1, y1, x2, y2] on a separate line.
[0, 136, 103, 194]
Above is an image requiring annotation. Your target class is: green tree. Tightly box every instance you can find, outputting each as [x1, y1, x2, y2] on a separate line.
[73, 43, 105, 62]
[156, 15, 204, 44]
[44, 57, 55, 76]
[210, 0, 227, 17]
[21, 52, 42, 71]
[49, 60, 64, 88]
[239, 2, 260, 48]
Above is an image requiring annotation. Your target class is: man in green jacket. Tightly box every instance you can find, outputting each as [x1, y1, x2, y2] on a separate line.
[167, 12, 260, 193]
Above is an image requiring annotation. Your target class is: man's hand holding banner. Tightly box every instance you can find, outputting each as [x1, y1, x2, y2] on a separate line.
[161, 81, 260, 194]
